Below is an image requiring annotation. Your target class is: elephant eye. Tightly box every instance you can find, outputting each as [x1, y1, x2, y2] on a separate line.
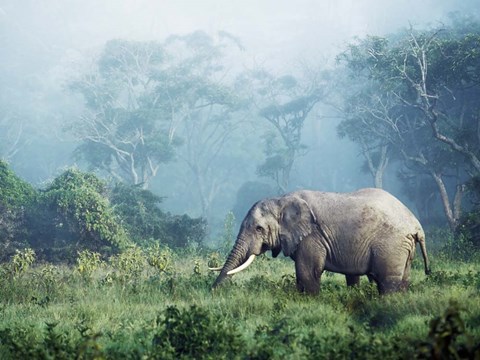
[256, 225, 264, 233]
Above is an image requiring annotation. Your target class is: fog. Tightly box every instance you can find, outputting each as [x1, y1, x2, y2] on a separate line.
[1, 0, 479, 239]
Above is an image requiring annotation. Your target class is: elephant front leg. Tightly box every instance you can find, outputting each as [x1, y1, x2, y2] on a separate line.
[294, 242, 326, 294]
[295, 262, 322, 294]
[345, 275, 360, 287]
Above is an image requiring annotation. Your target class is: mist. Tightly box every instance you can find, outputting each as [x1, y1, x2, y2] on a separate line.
[1, 0, 479, 240]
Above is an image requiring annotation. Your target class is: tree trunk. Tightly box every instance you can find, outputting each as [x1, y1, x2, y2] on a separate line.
[364, 144, 389, 189]
[431, 171, 464, 232]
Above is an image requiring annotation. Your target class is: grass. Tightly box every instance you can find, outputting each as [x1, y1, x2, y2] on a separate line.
[0, 248, 479, 359]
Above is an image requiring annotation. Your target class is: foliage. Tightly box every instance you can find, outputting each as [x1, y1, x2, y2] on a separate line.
[69, 39, 180, 188]
[336, 16, 480, 231]
[162, 214, 207, 248]
[457, 210, 480, 248]
[109, 246, 146, 284]
[0, 160, 36, 209]
[248, 317, 303, 359]
[0, 161, 36, 261]
[0, 248, 479, 359]
[416, 301, 480, 359]
[110, 182, 207, 248]
[75, 250, 104, 280]
[244, 69, 325, 193]
[145, 242, 173, 274]
[0, 321, 103, 359]
[218, 211, 236, 254]
[110, 182, 167, 244]
[152, 305, 243, 359]
[31, 168, 129, 261]
[9, 248, 36, 277]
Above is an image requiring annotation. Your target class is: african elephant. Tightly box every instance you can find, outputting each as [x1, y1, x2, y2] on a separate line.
[211, 188, 430, 294]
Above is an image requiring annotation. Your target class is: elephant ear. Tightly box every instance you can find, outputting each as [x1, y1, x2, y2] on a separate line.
[279, 196, 317, 257]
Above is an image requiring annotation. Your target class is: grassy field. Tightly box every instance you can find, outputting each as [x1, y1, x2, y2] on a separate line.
[0, 245, 479, 359]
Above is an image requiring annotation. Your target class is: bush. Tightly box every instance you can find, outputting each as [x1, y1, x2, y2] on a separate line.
[110, 183, 167, 244]
[0, 161, 36, 261]
[456, 209, 480, 249]
[30, 168, 129, 262]
[152, 305, 243, 359]
[416, 301, 480, 359]
[110, 183, 207, 248]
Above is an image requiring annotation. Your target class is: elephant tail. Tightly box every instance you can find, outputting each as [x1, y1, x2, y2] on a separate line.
[415, 231, 431, 275]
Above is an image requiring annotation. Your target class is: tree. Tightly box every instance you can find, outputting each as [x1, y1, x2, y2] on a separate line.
[154, 31, 247, 220]
[69, 40, 180, 188]
[244, 68, 325, 193]
[336, 79, 398, 188]
[337, 17, 480, 231]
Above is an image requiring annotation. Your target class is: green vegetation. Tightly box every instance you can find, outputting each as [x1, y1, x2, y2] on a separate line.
[0, 245, 478, 359]
[0, 163, 206, 263]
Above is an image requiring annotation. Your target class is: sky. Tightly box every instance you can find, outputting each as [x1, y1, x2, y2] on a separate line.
[2, 0, 479, 72]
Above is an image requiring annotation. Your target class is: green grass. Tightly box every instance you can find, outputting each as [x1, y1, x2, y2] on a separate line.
[0, 250, 479, 359]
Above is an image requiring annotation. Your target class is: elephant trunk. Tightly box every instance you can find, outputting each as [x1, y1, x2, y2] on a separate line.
[212, 235, 250, 288]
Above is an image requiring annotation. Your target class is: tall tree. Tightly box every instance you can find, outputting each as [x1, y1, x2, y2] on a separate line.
[245, 68, 325, 193]
[337, 17, 480, 231]
[153, 31, 247, 220]
[69, 40, 179, 188]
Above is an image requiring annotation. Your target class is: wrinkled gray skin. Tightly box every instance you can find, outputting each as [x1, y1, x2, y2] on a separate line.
[213, 188, 430, 294]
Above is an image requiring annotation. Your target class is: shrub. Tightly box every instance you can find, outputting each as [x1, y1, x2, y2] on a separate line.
[152, 305, 243, 359]
[30, 168, 129, 262]
[456, 209, 480, 249]
[109, 246, 146, 284]
[0, 322, 103, 359]
[0, 161, 36, 262]
[110, 183, 207, 248]
[76, 250, 104, 280]
[145, 242, 173, 274]
[248, 317, 302, 359]
[162, 214, 207, 248]
[110, 183, 167, 245]
[10, 248, 36, 277]
[416, 301, 480, 359]
[0, 160, 36, 209]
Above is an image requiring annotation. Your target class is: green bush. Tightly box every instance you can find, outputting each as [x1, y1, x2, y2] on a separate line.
[152, 305, 243, 359]
[0, 161, 36, 262]
[0, 160, 36, 209]
[457, 209, 480, 249]
[30, 168, 129, 262]
[0, 322, 103, 359]
[416, 301, 480, 359]
[110, 183, 207, 248]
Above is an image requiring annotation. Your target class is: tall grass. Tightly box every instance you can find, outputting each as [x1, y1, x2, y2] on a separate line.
[0, 246, 479, 359]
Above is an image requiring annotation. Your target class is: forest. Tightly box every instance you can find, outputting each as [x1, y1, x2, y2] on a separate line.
[1, 1, 480, 358]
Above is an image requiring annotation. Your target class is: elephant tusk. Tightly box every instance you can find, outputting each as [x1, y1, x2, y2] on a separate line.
[227, 254, 256, 275]
[208, 266, 223, 271]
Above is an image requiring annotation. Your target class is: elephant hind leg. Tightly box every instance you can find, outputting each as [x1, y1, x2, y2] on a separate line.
[376, 275, 404, 294]
[371, 253, 408, 295]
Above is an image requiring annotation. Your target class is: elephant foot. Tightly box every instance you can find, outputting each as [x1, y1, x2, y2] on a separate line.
[296, 280, 320, 294]
[377, 276, 405, 295]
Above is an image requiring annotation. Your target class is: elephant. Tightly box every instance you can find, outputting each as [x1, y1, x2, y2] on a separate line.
[211, 188, 430, 294]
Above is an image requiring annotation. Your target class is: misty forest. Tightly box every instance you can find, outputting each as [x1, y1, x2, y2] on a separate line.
[1, 1, 480, 358]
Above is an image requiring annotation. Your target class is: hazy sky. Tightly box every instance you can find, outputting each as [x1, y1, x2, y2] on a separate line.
[2, 0, 479, 71]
